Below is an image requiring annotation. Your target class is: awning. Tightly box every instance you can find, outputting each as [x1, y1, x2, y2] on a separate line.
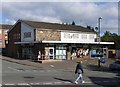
[14, 41, 41, 44]
[14, 40, 114, 45]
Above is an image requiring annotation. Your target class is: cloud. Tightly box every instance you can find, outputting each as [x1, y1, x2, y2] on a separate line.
[1, 0, 120, 2]
[2, 2, 118, 34]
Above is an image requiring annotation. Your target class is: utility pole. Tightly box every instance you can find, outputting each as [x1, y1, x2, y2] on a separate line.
[98, 17, 102, 68]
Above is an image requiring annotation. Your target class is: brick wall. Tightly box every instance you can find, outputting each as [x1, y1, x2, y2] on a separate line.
[7, 22, 21, 58]
[36, 30, 61, 41]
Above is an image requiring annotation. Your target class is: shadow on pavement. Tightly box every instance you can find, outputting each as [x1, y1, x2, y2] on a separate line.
[87, 64, 120, 74]
[88, 76, 120, 87]
[54, 77, 73, 83]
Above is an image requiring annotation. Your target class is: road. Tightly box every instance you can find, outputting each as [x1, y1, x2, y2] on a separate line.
[1, 59, 120, 87]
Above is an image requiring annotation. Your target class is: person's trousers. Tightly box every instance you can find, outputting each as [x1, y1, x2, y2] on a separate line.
[75, 73, 83, 82]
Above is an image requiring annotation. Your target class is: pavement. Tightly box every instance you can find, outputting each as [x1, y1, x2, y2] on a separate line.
[1, 56, 77, 70]
[0, 55, 115, 70]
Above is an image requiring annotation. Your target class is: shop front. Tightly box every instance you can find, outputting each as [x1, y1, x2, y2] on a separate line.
[44, 44, 67, 60]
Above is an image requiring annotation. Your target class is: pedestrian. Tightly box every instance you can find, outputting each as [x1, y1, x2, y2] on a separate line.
[98, 52, 101, 68]
[38, 51, 41, 61]
[98, 57, 101, 68]
[74, 60, 85, 84]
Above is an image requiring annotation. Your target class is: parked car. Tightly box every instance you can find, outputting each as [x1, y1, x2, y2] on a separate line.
[109, 61, 120, 70]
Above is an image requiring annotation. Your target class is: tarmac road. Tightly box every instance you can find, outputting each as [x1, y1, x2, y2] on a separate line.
[1, 56, 120, 87]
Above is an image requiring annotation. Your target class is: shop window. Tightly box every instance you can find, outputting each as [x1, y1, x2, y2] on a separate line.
[49, 49, 53, 54]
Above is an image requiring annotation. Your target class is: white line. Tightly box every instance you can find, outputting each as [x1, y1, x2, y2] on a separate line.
[43, 82, 53, 85]
[50, 65, 54, 67]
[0, 84, 2, 87]
[30, 83, 40, 85]
[64, 82, 71, 84]
[84, 81, 92, 83]
[54, 82, 62, 84]
[4, 83, 15, 85]
[8, 67, 20, 72]
[17, 83, 29, 85]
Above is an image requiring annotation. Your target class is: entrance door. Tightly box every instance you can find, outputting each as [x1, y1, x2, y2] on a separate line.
[49, 47, 54, 59]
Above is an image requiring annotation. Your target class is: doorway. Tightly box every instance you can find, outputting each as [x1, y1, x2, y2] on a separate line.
[45, 47, 54, 59]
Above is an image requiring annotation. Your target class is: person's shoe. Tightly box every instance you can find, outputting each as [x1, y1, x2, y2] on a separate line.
[82, 81, 85, 83]
[74, 81, 78, 84]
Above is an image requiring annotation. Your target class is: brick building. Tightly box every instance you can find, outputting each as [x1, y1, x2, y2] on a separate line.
[0, 24, 12, 54]
[7, 19, 114, 60]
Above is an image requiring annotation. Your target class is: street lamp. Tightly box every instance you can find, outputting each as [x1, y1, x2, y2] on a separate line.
[98, 17, 102, 68]
[98, 17, 102, 42]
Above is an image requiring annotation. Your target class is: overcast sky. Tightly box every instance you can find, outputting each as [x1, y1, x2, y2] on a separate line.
[1, 2, 119, 35]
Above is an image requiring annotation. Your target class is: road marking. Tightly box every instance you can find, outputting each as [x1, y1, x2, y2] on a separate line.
[84, 81, 92, 83]
[64, 82, 71, 84]
[50, 65, 54, 67]
[17, 83, 30, 85]
[0, 84, 2, 87]
[43, 82, 53, 85]
[8, 67, 20, 72]
[3, 80, 120, 86]
[30, 83, 40, 85]
[4, 83, 15, 85]
[54, 82, 62, 84]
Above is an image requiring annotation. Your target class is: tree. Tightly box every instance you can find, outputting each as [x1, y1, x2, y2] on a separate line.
[86, 25, 95, 31]
[101, 31, 120, 49]
[101, 31, 112, 42]
[71, 21, 75, 25]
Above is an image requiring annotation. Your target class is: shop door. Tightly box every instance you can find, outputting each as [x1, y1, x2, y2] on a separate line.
[49, 47, 54, 59]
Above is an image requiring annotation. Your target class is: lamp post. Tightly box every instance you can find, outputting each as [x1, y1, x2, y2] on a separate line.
[98, 17, 102, 42]
[98, 17, 102, 68]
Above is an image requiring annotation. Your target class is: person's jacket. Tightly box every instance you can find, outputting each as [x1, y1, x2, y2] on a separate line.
[75, 63, 84, 74]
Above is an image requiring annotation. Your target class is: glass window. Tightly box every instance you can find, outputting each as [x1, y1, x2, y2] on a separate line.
[49, 49, 53, 54]
[24, 32, 31, 38]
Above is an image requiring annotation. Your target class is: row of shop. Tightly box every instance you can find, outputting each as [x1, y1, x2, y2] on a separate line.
[6, 20, 116, 60]
[15, 42, 115, 60]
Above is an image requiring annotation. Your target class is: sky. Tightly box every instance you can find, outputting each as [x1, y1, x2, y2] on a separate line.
[1, 1, 119, 36]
